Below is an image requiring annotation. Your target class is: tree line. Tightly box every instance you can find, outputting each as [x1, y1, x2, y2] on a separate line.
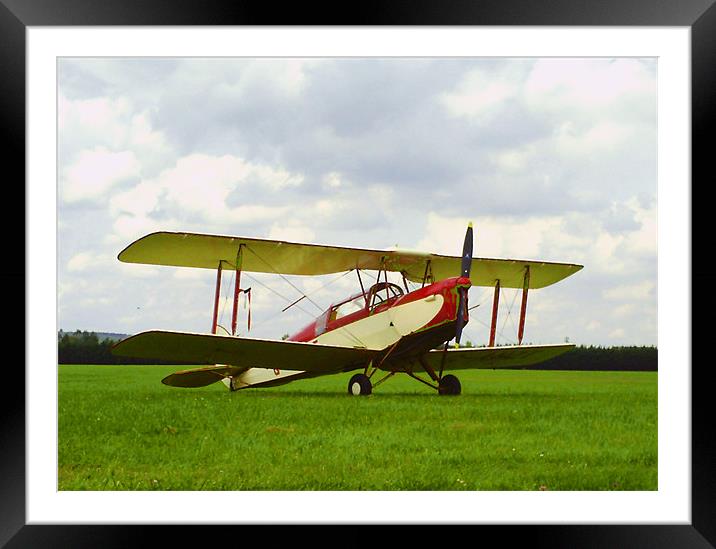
[520, 344, 657, 371]
[57, 330, 193, 365]
[58, 330, 657, 371]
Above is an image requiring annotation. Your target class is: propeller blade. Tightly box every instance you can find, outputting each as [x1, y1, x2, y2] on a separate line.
[455, 288, 466, 346]
[461, 222, 473, 278]
[455, 222, 473, 348]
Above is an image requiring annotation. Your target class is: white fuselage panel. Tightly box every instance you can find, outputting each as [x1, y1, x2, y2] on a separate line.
[315, 294, 444, 350]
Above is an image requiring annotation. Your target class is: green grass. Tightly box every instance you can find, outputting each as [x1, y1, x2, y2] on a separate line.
[58, 365, 657, 491]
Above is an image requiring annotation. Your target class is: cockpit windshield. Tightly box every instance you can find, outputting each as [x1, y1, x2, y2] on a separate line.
[368, 282, 404, 310]
[326, 282, 405, 325]
[332, 295, 366, 320]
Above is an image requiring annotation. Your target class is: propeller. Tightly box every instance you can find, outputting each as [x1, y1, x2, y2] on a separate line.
[454, 222, 473, 348]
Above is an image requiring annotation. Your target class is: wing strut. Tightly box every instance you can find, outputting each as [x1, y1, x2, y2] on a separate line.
[231, 244, 245, 335]
[211, 261, 223, 334]
[489, 279, 501, 347]
[356, 269, 368, 306]
[517, 266, 530, 345]
[421, 260, 433, 287]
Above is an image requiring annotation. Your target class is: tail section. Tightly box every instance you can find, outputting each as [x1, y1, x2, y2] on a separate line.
[161, 365, 245, 388]
[161, 364, 309, 391]
[229, 368, 309, 390]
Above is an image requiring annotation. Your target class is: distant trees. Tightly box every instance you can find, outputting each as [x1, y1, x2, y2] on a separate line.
[58, 330, 115, 364]
[57, 330, 192, 365]
[524, 345, 657, 372]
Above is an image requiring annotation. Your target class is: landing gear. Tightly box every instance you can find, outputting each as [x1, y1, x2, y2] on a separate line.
[221, 376, 239, 391]
[438, 374, 461, 396]
[349, 354, 462, 396]
[348, 373, 372, 396]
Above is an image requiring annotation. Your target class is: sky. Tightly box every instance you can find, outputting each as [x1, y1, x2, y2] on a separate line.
[57, 57, 657, 347]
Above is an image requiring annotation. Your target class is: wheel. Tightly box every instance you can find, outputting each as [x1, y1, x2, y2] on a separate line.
[348, 373, 372, 396]
[438, 374, 461, 396]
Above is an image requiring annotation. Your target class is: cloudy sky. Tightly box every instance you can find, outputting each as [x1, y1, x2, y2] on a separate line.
[57, 57, 657, 347]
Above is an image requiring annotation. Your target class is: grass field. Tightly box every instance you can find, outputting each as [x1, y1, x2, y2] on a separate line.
[58, 365, 657, 491]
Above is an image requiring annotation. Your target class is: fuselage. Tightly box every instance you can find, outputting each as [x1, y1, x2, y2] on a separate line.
[291, 276, 470, 347]
[229, 276, 471, 389]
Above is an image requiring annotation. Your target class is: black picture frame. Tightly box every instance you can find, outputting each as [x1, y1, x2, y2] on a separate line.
[5, 1, 711, 546]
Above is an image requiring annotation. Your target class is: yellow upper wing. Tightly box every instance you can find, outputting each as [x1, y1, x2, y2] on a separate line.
[119, 231, 582, 289]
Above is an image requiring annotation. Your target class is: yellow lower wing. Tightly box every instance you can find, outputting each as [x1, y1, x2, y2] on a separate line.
[408, 343, 575, 372]
[111, 330, 377, 373]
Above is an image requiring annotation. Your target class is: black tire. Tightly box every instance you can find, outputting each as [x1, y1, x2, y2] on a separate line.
[348, 373, 372, 396]
[438, 374, 461, 396]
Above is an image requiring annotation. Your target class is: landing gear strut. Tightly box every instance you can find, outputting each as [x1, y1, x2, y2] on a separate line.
[348, 373, 372, 396]
[418, 353, 462, 396]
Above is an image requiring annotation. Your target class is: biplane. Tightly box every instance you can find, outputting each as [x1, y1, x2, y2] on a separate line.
[111, 224, 582, 396]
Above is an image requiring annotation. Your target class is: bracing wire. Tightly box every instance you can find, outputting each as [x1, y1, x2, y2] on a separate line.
[241, 269, 355, 333]
[499, 288, 520, 344]
[457, 286, 519, 347]
[216, 267, 235, 331]
[242, 272, 316, 319]
[244, 246, 324, 312]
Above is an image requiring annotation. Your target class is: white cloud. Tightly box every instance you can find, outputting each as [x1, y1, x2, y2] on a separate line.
[112, 213, 167, 242]
[613, 304, 637, 317]
[67, 251, 96, 272]
[109, 179, 163, 218]
[493, 147, 536, 174]
[590, 232, 626, 274]
[154, 154, 299, 221]
[440, 67, 519, 119]
[79, 296, 115, 307]
[525, 58, 655, 111]
[416, 202, 656, 287]
[163, 154, 247, 212]
[105, 153, 301, 242]
[116, 262, 161, 279]
[203, 58, 315, 101]
[620, 197, 657, 258]
[267, 223, 316, 243]
[603, 281, 656, 301]
[416, 211, 569, 261]
[608, 328, 626, 339]
[59, 92, 173, 175]
[173, 269, 205, 280]
[62, 147, 140, 203]
[555, 120, 633, 156]
[59, 95, 133, 149]
[128, 112, 169, 153]
[322, 172, 344, 189]
[586, 320, 601, 331]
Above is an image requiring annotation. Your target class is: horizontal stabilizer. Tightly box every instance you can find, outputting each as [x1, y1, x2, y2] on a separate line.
[416, 343, 575, 372]
[162, 365, 245, 387]
[118, 231, 582, 289]
[112, 330, 377, 374]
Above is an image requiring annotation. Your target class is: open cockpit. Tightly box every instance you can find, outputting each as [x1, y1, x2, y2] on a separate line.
[329, 281, 405, 322]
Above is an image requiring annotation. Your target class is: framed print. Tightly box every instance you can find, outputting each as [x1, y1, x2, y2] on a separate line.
[5, 0, 713, 546]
